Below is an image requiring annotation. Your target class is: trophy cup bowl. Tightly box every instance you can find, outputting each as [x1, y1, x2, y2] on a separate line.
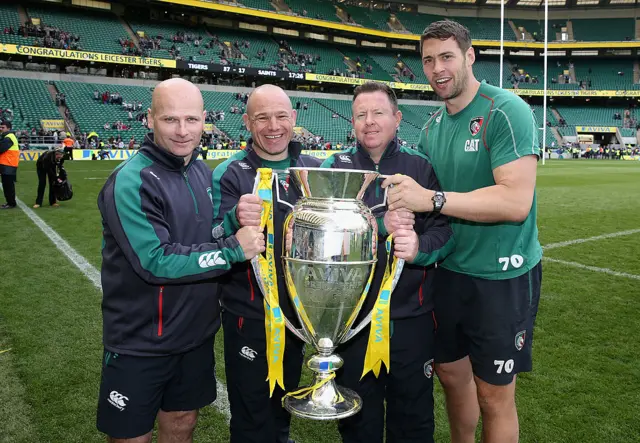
[281, 167, 379, 420]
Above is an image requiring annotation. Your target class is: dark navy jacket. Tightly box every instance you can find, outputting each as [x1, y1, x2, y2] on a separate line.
[211, 139, 321, 323]
[98, 135, 245, 356]
[321, 138, 455, 319]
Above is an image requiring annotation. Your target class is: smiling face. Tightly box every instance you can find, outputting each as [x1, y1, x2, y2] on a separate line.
[421, 36, 474, 101]
[352, 90, 401, 157]
[147, 78, 205, 163]
[243, 85, 297, 161]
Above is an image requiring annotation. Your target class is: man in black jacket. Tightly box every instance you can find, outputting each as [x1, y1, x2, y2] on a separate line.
[211, 84, 320, 443]
[321, 82, 455, 443]
[33, 148, 64, 208]
[96, 78, 265, 443]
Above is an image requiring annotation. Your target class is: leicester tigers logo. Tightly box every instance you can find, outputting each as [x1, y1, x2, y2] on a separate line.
[469, 117, 484, 136]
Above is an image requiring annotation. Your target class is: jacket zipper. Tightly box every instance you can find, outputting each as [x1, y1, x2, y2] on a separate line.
[158, 286, 164, 336]
[374, 163, 380, 199]
[418, 269, 426, 306]
[182, 168, 199, 215]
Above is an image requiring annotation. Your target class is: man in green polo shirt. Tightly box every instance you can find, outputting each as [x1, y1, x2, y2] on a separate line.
[382, 20, 542, 443]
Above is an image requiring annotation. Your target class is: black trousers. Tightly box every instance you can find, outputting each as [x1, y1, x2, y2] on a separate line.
[36, 165, 56, 206]
[1, 174, 16, 207]
[222, 310, 305, 443]
[336, 314, 436, 443]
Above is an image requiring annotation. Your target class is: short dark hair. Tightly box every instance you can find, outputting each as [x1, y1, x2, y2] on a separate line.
[0, 119, 11, 129]
[420, 20, 472, 57]
[353, 81, 398, 111]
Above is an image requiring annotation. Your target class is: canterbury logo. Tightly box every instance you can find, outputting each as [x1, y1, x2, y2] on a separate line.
[240, 346, 257, 361]
[198, 251, 227, 268]
[108, 391, 129, 411]
[338, 155, 352, 163]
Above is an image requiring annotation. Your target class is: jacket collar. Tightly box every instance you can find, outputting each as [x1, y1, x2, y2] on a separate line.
[356, 137, 400, 163]
[139, 133, 196, 171]
[244, 138, 304, 168]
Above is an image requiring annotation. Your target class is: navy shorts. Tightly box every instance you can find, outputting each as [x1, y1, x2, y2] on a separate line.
[433, 262, 542, 385]
[96, 336, 217, 439]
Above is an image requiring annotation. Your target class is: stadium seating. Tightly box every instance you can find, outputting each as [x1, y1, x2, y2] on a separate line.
[293, 99, 351, 143]
[56, 81, 151, 141]
[511, 19, 567, 41]
[27, 5, 126, 55]
[0, 4, 34, 47]
[208, 28, 282, 69]
[451, 17, 516, 41]
[573, 59, 636, 90]
[555, 106, 626, 127]
[340, 48, 393, 81]
[202, 91, 249, 140]
[0, 77, 60, 132]
[339, 5, 379, 29]
[571, 19, 635, 42]
[237, 0, 276, 11]
[127, 20, 218, 62]
[620, 128, 636, 137]
[285, 39, 347, 75]
[473, 59, 512, 87]
[393, 12, 439, 35]
[283, 0, 341, 23]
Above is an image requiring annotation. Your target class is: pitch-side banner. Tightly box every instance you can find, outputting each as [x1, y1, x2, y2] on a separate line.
[71, 149, 335, 161]
[575, 126, 618, 133]
[0, 44, 176, 68]
[41, 119, 65, 130]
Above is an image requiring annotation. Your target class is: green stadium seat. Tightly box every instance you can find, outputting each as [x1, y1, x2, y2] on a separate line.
[571, 19, 635, 42]
[0, 78, 60, 132]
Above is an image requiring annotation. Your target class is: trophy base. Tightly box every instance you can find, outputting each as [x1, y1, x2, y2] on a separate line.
[283, 376, 362, 421]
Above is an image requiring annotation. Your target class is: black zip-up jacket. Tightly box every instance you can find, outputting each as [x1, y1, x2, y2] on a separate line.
[36, 150, 64, 178]
[98, 135, 246, 356]
[211, 139, 321, 323]
[321, 138, 455, 319]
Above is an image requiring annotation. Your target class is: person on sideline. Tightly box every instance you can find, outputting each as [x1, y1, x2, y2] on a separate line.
[382, 20, 542, 443]
[33, 148, 64, 208]
[96, 78, 265, 443]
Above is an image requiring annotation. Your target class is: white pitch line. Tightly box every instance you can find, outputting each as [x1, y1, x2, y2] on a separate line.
[543, 229, 640, 251]
[5, 188, 232, 423]
[543, 257, 640, 281]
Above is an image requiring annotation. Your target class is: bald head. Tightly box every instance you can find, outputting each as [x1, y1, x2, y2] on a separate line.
[243, 84, 296, 161]
[246, 84, 292, 117]
[150, 78, 203, 116]
[147, 78, 205, 162]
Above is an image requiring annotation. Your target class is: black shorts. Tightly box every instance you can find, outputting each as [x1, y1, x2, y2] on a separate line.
[96, 337, 217, 439]
[433, 262, 542, 386]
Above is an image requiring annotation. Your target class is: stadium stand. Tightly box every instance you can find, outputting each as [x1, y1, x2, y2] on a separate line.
[555, 106, 627, 127]
[0, 77, 60, 132]
[571, 18, 635, 42]
[56, 81, 150, 141]
[127, 20, 214, 61]
[393, 11, 439, 35]
[510, 19, 567, 41]
[0, 4, 33, 47]
[237, 0, 276, 11]
[283, 0, 341, 22]
[293, 98, 352, 143]
[340, 4, 380, 29]
[202, 91, 249, 140]
[340, 48, 393, 81]
[573, 59, 637, 90]
[26, 5, 126, 55]
[620, 128, 636, 137]
[284, 39, 348, 75]
[207, 28, 282, 69]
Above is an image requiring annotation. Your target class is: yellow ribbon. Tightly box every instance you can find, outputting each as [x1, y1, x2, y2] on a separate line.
[0, 349, 11, 355]
[255, 168, 286, 396]
[361, 235, 398, 379]
[282, 372, 346, 405]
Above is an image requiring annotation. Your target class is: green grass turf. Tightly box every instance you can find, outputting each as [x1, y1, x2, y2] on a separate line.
[1, 158, 639, 442]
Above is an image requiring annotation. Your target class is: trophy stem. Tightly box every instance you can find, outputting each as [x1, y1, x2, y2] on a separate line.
[282, 352, 362, 420]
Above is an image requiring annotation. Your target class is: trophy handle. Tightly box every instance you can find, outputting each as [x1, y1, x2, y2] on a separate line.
[341, 175, 404, 343]
[340, 256, 405, 343]
[250, 249, 312, 345]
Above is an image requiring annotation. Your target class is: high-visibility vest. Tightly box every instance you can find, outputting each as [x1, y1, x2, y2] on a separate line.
[63, 137, 74, 147]
[0, 133, 19, 168]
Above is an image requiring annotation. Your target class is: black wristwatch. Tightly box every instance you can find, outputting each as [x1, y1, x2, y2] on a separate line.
[432, 191, 446, 213]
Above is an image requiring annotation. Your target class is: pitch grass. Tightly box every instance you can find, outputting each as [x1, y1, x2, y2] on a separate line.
[0, 159, 639, 442]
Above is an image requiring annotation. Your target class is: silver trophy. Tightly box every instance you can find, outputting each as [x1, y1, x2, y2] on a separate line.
[277, 167, 404, 420]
